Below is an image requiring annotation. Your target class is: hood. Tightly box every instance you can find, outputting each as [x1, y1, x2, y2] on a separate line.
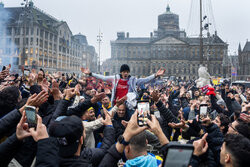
[125, 155, 158, 167]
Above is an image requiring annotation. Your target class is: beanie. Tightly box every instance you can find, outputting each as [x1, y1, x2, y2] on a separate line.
[120, 64, 130, 73]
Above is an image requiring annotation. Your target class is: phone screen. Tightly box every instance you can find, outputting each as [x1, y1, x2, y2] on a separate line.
[137, 102, 150, 126]
[25, 106, 37, 128]
[200, 106, 208, 116]
[164, 148, 193, 167]
[24, 70, 30, 76]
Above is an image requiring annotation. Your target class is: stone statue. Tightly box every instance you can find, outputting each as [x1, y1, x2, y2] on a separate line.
[195, 65, 211, 88]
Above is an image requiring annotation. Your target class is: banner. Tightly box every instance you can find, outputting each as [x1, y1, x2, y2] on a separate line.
[231, 67, 237, 76]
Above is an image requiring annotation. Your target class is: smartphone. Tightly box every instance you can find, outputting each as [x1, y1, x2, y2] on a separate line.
[164, 142, 194, 167]
[24, 69, 30, 76]
[25, 106, 37, 128]
[137, 101, 150, 126]
[2, 66, 6, 71]
[199, 104, 208, 119]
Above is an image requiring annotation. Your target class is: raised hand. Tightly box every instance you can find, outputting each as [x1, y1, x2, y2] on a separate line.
[16, 111, 31, 140]
[123, 110, 148, 142]
[193, 133, 208, 156]
[65, 88, 76, 100]
[102, 108, 112, 126]
[40, 78, 49, 92]
[91, 92, 106, 104]
[147, 115, 169, 145]
[28, 72, 37, 86]
[29, 115, 49, 142]
[156, 68, 166, 77]
[121, 120, 128, 128]
[151, 90, 161, 102]
[116, 96, 127, 107]
[0, 70, 9, 80]
[201, 116, 212, 127]
[104, 88, 111, 95]
[20, 91, 49, 113]
[50, 80, 62, 100]
[81, 67, 90, 75]
[147, 115, 163, 136]
[75, 84, 81, 96]
[168, 119, 188, 129]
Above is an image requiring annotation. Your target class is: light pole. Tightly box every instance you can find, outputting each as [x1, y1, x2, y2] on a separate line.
[20, 0, 31, 67]
[97, 30, 103, 73]
[199, 0, 203, 65]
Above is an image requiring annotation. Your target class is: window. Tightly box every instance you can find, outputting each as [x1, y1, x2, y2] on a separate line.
[54, 35, 57, 42]
[15, 38, 20, 45]
[40, 29, 44, 38]
[7, 27, 12, 35]
[31, 28, 34, 35]
[50, 34, 53, 41]
[40, 39, 43, 48]
[45, 31, 48, 39]
[30, 38, 33, 45]
[15, 28, 20, 35]
[26, 28, 29, 35]
[45, 41, 48, 49]
[23, 38, 29, 45]
[49, 42, 52, 50]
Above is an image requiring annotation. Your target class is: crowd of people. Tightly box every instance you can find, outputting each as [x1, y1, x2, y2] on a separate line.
[0, 64, 249, 167]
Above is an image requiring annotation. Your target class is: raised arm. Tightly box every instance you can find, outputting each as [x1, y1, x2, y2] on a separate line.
[137, 68, 165, 87]
[151, 91, 179, 124]
[98, 110, 147, 167]
[81, 67, 115, 82]
[82, 109, 115, 166]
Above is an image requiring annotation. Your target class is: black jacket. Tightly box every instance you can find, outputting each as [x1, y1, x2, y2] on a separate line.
[98, 143, 168, 167]
[156, 101, 179, 124]
[204, 123, 224, 166]
[81, 126, 115, 167]
[156, 101, 179, 140]
[112, 112, 131, 140]
[58, 126, 115, 167]
[0, 109, 21, 139]
[35, 137, 59, 167]
[0, 133, 22, 167]
[39, 100, 60, 126]
[49, 99, 115, 167]
[189, 123, 224, 167]
[59, 156, 92, 167]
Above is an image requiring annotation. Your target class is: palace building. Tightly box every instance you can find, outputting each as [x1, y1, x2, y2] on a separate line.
[102, 5, 228, 79]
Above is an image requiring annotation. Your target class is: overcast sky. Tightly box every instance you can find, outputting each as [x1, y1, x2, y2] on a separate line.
[4, 0, 250, 63]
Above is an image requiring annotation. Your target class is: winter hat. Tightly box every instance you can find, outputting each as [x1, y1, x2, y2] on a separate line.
[120, 64, 130, 73]
[206, 87, 216, 96]
[49, 115, 83, 157]
[217, 99, 226, 108]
